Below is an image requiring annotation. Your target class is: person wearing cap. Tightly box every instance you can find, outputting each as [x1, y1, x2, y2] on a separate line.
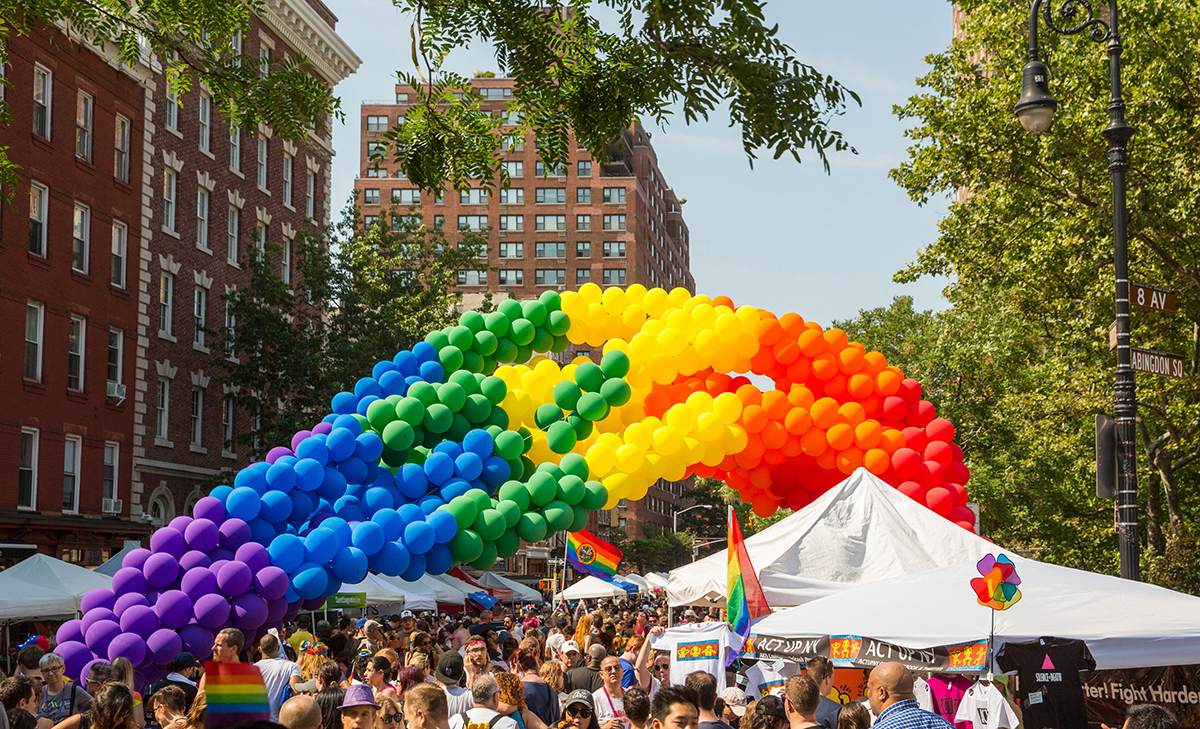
[754, 696, 789, 729]
[447, 675, 517, 729]
[435, 652, 474, 715]
[290, 616, 316, 656]
[719, 689, 747, 726]
[562, 690, 599, 729]
[564, 646, 605, 695]
[398, 611, 418, 653]
[556, 642, 581, 673]
[340, 684, 378, 729]
[150, 653, 200, 711]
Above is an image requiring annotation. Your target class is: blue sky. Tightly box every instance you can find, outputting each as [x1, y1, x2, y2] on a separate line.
[328, 1, 956, 327]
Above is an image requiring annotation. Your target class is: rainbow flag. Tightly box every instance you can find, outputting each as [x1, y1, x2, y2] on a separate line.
[204, 661, 272, 726]
[727, 506, 770, 660]
[567, 529, 622, 578]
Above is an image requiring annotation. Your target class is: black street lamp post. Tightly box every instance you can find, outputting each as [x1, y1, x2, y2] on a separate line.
[1014, 0, 1140, 580]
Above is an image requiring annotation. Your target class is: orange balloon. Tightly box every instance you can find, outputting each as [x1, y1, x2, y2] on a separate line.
[848, 373, 875, 399]
[748, 464, 773, 490]
[773, 338, 800, 365]
[836, 446, 864, 475]
[798, 328, 826, 357]
[862, 351, 888, 377]
[750, 346, 776, 375]
[800, 428, 828, 456]
[762, 390, 790, 421]
[837, 402, 866, 427]
[812, 354, 839, 381]
[756, 319, 784, 346]
[785, 358, 811, 384]
[762, 448, 787, 466]
[823, 328, 849, 351]
[826, 423, 855, 450]
[784, 407, 812, 435]
[761, 421, 788, 450]
[779, 312, 806, 339]
[854, 420, 883, 450]
[838, 346, 865, 375]
[810, 397, 840, 429]
[861, 396, 883, 420]
[788, 385, 815, 409]
[863, 447, 890, 474]
[879, 428, 906, 453]
[875, 367, 904, 397]
[815, 449, 838, 470]
[782, 434, 804, 457]
[742, 405, 768, 433]
[824, 374, 847, 397]
[736, 384, 763, 407]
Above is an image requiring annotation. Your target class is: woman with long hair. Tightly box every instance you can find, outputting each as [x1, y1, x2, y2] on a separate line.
[108, 658, 145, 729]
[49, 683, 135, 729]
[300, 642, 332, 681]
[374, 648, 402, 678]
[393, 667, 424, 698]
[835, 702, 871, 729]
[539, 660, 564, 697]
[362, 656, 397, 701]
[573, 616, 592, 652]
[496, 672, 547, 729]
[518, 647, 560, 727]
[374, 695, 401, 729]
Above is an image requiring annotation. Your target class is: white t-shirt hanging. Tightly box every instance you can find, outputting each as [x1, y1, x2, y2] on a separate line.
[649, 623, 740, 692]
[914, 677, 935, 712]
[742, 660, 799, 700]
[954, 681, 1019, 729]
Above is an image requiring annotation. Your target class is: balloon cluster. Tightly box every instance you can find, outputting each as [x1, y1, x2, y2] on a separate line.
[70, 284, 976, 685]
[971, 554, 1022, 610]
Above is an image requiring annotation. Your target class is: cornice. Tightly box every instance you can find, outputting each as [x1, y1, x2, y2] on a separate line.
[259, 0, 362, 85]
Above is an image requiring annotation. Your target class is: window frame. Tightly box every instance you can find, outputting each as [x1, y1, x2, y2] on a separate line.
[498, 269, 523, 286]
[18, 428, 39, 511]
[163, 169, 177, 231]
[499, 188, 524, 204]
[197, 188, 210, 250]
[62, 434, 82, 514]
[107, 328, 123, 387]
[155, 379, 170, 441]
[190, 387, 204, 446]
[576, 241, 591, 258]
[76, 90, 93, 162]
[198, 92, 212, 151]
[67, 315, 86, 392]
[114, 115, 131, 182]
[223, 397, 235, 451]
[29, 181, 48, 257]
[305, 171, 315, 218]
[159, 272, 174, 336]
[227, 206, 240, 264]
[576, 214, 591, 231]
[257, 136, 268, 189]
[103, 442, 119, 502]
[24, 301, 44, 382]
[194, 286, 207, 348]
[72, 202, 90, 274]
[33, 64, 52, 140]
[111, 221, 128, 288]
[283, 154, 293, 205]
[230, 125, 241, 172]
[165, 87, 180, 131]
[281, 239, 291, 284]
[576, 268, 591, 286]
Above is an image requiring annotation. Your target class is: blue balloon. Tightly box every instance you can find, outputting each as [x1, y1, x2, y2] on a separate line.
[432, 441, 464, 460]
[333, 415, 363, 437]
[351, 521, 385, 556]
[326, 429, 357, 462]
[371, 467, 395, 490]
[332, 546, 369, 584]
[454, 452, 484, 481]
[412, 341, 437, 364]
[294, 458, 324, 491]
[210, 484, 234, 503]
[288, 490, 315, 522]
[397, 464, 428, 501]
[336, 457, 368, 486]
[427, 510, 458, 544]
[234, 467, 267, 494]
[378, 370, 407, 397]
[292, 563, 328, 600]
[295, 438, 330, 466]
[268, 534, 305, 574]
[355, 395, 379, 416]
[335, 497, 365, 523]
[404, 521, 435, 555]
[398, 503, 425, 526]
[424, 543, 453, 575]
[355, 434, 384, 464]
[322, 517, 353, 549]
[345, 482, 368, 500]
[259, 490, 292, 523]
[275, 455, 298, 468]
[394, 350, 419, 376]
[354, 377, 383, 399]
[304, 527, 339, 564]
[399, 551, 427, 581]
[322, 414, 338, 423]
[372, 360, 398, 380]
[419, 361, 444, 383]
[418, 496, 446, 515]
[404, 375, 424, 391]
[364, 462, 380, 484]
[423, 452, 454, 486]
[266, 462, 297, 491]
[318, 468, 348, 501]
[371, 509, 404, 541]
[363, 488, 395, 516]
[321, 573, 342, 599]
[331, 391, 358, 414]
[480, 457, 511, 487]
[463, 429, 494, 458]
[226, 487, 262, 522]
[247, 517, 276, 545]
[370, 541, 410, 577]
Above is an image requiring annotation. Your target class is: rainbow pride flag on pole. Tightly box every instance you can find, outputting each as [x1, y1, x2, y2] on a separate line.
[567, 529, 622, 578]
[727, 505, 770, 659]
[204, 661, 272, 726]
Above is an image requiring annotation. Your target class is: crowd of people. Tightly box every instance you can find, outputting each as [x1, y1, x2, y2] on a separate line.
[0, 598, 1178, 729]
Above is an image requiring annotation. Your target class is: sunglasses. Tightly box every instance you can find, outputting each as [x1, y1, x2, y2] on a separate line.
[652, 665, 669, 672]
[381, 715, 400, 725]
[567, 708, 593, 718]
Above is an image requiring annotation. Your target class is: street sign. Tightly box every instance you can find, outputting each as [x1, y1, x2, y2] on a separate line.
[1108, 321, 1118, 351]
[1130, 348, 1187, 379]
[1130, 283, 1176, 314]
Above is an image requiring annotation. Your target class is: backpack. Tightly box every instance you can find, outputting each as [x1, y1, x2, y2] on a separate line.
[458, 711, 506, 729]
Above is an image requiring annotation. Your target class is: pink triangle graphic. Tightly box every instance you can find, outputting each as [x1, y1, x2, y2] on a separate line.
[1042, 655, 1055, 670]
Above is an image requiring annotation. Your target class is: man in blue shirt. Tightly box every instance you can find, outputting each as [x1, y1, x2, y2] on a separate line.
[867, 663, 953, 729]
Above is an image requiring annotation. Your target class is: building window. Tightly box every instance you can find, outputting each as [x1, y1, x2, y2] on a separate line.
[258, 46, 270, 78]
[498, 242, 523, 258]
[29, 182, 47, 256]
[72, 203, 90, 273]
[103, 443, 118, 502]
[224, 302, 236, 358]
[283, 154, 293, 204]
[500, 188, 523, 204]
[535, 188, 566, 204]
[535, 215, 566, 231]
[535, 269, 566, 286]
[457, 215, 487, 231]
[480, 87, 512, 100]
[255, 222, 267, 260]
[24, 301, 44, 381]
[63, 435, 81, 513]
[459, 188, 488, 205]
[306, 171, 315, 217]
[227, 207, 240, 263]
[257, 137, 268, 189]
[33, 64, 51, 139]
[18, 429, 38, 510]
[194, 287, 207, 348]
[197, 189, 210, 249]
[156, 379, 170, 440]
[604, 241, 626, 258]
[396, 92, 409, 104]
[576, 214, 591, 231]
[603, 188, 626, 203]
[434, 215, 444, 230]
[576, 268, 591, 286]
[67, 316, 86, 391]
[165, 87, 179, 131]
[230, 126, 241, 172]
[393, 188, 421, 205]
[281, 240, 291, 284]
[191, 388, 204, 445]
[603, 214, 626, 230]
[536, 161, 566, 177]
[364, 188, 380, 205]
[576, 242, 591, 258]
[503, 161, 523, 178]
[111, 222, 127, 287]
[363, 215, 378, 228]
[163, 169, 177, 231]
[499, 215, 523, 231]
[498, 269, 523, 286]
[367, 141, 388, 157]
[603, 268, 627, 285]
[536, 242, 565, 258]
[198, 92, 211, 151]
[366, 115, 388, 132]
[577, 188, 591, 204]
[107, 328, 122, 388]
[159, 272, 174, 335]
[457, 270, 487, 286]
[578, 160, 592, 177]
[391, 213, 419, 231]
[114, 115, 131, 182]
[76, 91, 93, 161]
[223, 397, 235, 450]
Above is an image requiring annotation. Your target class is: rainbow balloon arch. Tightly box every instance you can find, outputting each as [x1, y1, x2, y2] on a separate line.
[60, 284, 972, 684]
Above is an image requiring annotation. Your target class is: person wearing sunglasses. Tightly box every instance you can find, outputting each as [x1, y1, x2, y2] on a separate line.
[560, 691, 598, 729]
[374, 696, 401, 729]
[593, 658, 629, 729]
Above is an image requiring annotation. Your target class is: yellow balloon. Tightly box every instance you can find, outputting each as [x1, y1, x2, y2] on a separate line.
[715, 313, 742, 343]
[586, 442, 616, 477]
[650, 358, 678, 385]
[659, 328, 686, 356]
[616, 443, 644, 471]
[641, 318, 665, 338]
[695, 329, 722, 358]
[643, 288, 671, 318]
[626, 363, 652, 390]
[674, 347, 701, 377]
[642, 415, 664, 431]
[623, 422, 653, 450]
[602, 493, 621, 510]
[666, 403, 697, 433]
[567, 324, 590, 345]
[560, 292, 587, 319]
[652, 426, 682, 454]
[602, 471, 632, 498]
[641, 453, 666, 482]
[722, 424, 749, 454]
[691, 303, 717, 330]
[602, 338, 632, 355]
[696, 411, 724, 441]
[735, 304, 762, 330]
[685, 391, 715, 412]
[621, 304, 648, 331]
[665, 309, 691, 332]
[587, 302, 609, 329]
[621, 400, 647, 425]
[713, 392, 743, 424]
[602, 285, 628, 312]
[734, 331, 760, 358]
[627, 476, 650, 502]
[711, 348, 738, 375]
[534, 359, 561, 377]
[682, 436, 706, 464]
[662, 458, 688, 482]
[668, 287, 692, 307]
[701, 444, 726, 467]
[502, 390, 532, 420]
[579, 282, 603, 305]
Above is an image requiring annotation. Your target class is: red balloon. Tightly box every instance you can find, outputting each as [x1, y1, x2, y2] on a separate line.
[905, 400, 937, 428]
[901, 427, 928, 454]
[925, 486, 953, 516]
[897, 481, 925, 501]
[945, 461, 971, 486]
[882, 396, 908, 422]
[926, 418, 955, 443]
[950, 443, 965, 462]
[784, 487, 809, 511]
[913, 460, 945, 489]
[898, 378, 923, 405]
[924, 441, 954, 468]
[948, 505, 975, 526]
[947, 482, 969, 508]
[956, 521, 976, 532]
[890, 448, 922, 480]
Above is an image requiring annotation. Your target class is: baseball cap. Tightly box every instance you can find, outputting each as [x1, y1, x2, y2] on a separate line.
[340, 684, 378, 709]
[435, 651, 465, 684]
[756, 696, 786, 719]
[721, 687, 748, 716]
[561, 640, 581, 654]
[683, 609, 697, 618]
[401, 610, 415, 619]
[364, 620, 382, 633]
[564, 690, 595, 711]
[356, 618, 368, 629]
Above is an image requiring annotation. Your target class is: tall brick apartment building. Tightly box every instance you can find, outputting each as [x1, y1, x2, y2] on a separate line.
[0, 4, 359, 565]
[356, 77, 697, 574]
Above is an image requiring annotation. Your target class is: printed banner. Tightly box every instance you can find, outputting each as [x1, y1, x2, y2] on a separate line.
[322, 592, 366, 609]
[1084, 665, 1200, 729]
[746, 633, 988, 672]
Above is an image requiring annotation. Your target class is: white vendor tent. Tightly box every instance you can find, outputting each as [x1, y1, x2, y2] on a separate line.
[340, 574, 437, 612]
[0, 553, 113, 621]
[378, 574, 464, 605]
[556, 575, 627, 600]
[645, 573, 669, 589]
[752, 554, 1200, 671]
[619, 574, 651, 591]
[433, 573, 487, 599]
[479, 573, 544, 603]
[668, 468, 995, 608]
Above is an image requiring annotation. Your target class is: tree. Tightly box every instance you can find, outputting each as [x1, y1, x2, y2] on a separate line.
[211, 197, 489, 457]
[888, 0, 1200, 567]
[678, 477, 792, 559]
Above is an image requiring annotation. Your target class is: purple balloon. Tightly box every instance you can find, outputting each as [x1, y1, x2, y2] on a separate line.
[168, 516, 194, 534]
[121, 548, 153, 572]
[266, 446, 293, 464]
[119, 604, 160, 639]
[207, 546, 235, 562]
[178, 624, 215, 658]
[264, 595, 290, 624]
[154, 590, 194, 630]
[107, 633, 146, 665]
[216, 561, 252, 597]
[230, 593, 268, 630]
[313, 422, 333, 436]
[84, 620, 122, 657]
[180, 567, 218, 599]
[218, 518, 251, 551]
[291, 430, 313, 451]
[282, 601, 302, 624]
[81, 588, 116, 614]
[113, 593, 149, 617]
[81, 608, 118, 635]
[56, 640, 92, 682]
[252, 567, 290, 601]
[146, 628, 183, 665]
[112, 567, 148, 597]
[56, 620, 85, 646]
[192, 496, 226, 524]
[79, 659, 110, 686]
[193, 593, 231, 629]
[235, 542, 271, 574]
[150, 527, 187, 560]
[142, 552, 180, 588]
[184, 519, 220, 552]
[140, 665, 165, 687]
[178, 550, 212, 573]
[301, 596, 327, 611]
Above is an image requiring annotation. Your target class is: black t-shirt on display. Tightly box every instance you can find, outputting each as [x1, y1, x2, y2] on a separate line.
[996, 636, 1096, 729]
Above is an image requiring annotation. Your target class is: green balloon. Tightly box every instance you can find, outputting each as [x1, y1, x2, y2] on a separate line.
[516, 512, 548, 543]
[553, 381, 583, 411]
[438, 345, 464, 372]
[551, 334, 570, 353]
[462, 351, 484, 373]
[485, 311, 511, 337]
[460, 310, 486, 334]
[520, 454, 535, 476]
[600, 378, 632, 407]
[539, 290, 562, 313]
[483, 407, 509, 430]
[473, 509, 506, 541]
[506, 457, 525, 481]
[494, 431, 524, 461]
[560, 453, 589, 481]
[494, 338, 518, 364]
[569, 504, 590, 532]
[536, 462, 565, 481]
[473, 330, 498, 356]
[581, 480, 608, 510]
[545, 310, 571, 336]
[382, 420, 415, 451]
[495, 500, 522, 530]
[408, 382, 438, 408]
[566, 412, 593, 440]
[471, 540, 498, 570]
[422, 427, 442, 447]
[534, 403, 564, 430]
[438, 382, 467, 412]
[546, 421, 577, 454]
[381, 448, 408, 467]
[521, 300, 548, 327]
[467, 488, 492, 513]
[542, 500, 573, 532]
[448, 496, 479, 530]
[423, 403, 453, 433]
[384, 393, 402, 405]
[557, 474, 586, 505]
[449, 528, 484, 563]
[576, 392, 609, 421]
[485, 424, 504, 439]
[497, 480, 531, 511]
[495, 528, 521, 558]
[448, 325, 474, 351]
[575, 362, 605, 393]
[351, 414, 370, 432]
[515, 343, 534, 363]
[526, 472, 559, 507]
[446, 413, 472, 443]
[499, 298, 524, 323]
[407, 446, 429, 466]
[531, 327, 554, 353]
[462, 393, 492, 423]
[601, 349, 631, 379]
[510, 319, 536, 346]
[480, 376, 507, 405]
[424, 330, 449, 350]
[480, 354, 498, 375]
[366, 399, 398, 431]
[518, 427, 533, 453]
[449, 370, 480, 394]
